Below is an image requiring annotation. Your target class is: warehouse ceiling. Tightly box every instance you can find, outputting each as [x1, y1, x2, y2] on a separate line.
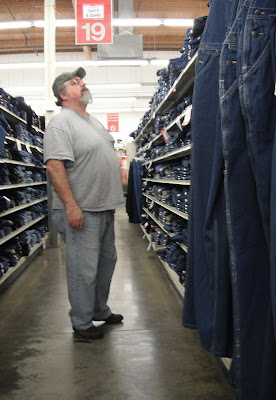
[0, 0, 209, 56]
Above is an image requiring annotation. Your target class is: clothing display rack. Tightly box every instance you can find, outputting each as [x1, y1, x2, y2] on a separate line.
[127, 21, 201, 298]
[137, 54, 196, 297]
[0, 89, 48, 293]
[127, 16, 233, 372]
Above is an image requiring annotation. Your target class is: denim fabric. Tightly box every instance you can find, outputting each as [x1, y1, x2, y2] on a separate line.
[183, 0, 241, 358]
[157, 240, 186, 284]
[270, 128, 276, 399]
[52, 209, 116, 329]
[0, 165, 10, 185]
[0, 219, 14, 237]
[238, 1, 276, 246]
[2, 246, 20, 266]
[0, 124, 6, 154]
[0, 113, 11, 132]
[219, 1, 276, 398]
[0, 195, 14, 210]
[126, 160, 143, 223]
[18, 219, 48, 248]
[32, 135, 43, 148]
[129, 17, 206, 141]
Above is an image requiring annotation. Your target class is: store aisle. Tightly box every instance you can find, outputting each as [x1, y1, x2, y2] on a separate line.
[0, 209, 235, 400]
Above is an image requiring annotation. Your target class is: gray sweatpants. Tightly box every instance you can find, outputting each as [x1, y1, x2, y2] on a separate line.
[52, 210, 117, 329]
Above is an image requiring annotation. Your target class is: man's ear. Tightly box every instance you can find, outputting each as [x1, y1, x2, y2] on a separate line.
[59, 91, 68, 101]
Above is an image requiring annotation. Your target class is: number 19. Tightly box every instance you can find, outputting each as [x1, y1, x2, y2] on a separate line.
[81, 22, 106, 41]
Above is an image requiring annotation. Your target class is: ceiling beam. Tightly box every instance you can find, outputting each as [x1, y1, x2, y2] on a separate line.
[83, 45, 91, 60]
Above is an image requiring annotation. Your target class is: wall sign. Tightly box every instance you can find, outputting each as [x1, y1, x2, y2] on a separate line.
[107, 113, 119, 132]
[75, 0, 113, 45]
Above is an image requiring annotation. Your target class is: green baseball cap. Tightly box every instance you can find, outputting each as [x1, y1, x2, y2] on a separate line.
[52, 67, 86, 105]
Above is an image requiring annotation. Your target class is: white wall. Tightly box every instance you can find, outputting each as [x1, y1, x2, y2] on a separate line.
[92, 111, 145, 145]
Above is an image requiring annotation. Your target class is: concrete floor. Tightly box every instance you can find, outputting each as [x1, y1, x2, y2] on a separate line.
[0, 209, 235, 400]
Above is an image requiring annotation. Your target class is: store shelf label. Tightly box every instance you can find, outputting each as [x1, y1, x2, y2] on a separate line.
[16, 140, 22, 151]
[182, 105, 193, 126]
[161, 128, 169, 143]
[25, 144, 32, 153]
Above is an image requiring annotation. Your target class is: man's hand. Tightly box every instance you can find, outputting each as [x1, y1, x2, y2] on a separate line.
[66, 204, 83, 230]
[46, 160, 83, 230]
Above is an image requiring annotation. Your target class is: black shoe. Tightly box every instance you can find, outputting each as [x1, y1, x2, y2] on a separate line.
[73, 325, 104, 339]
[104, 313, 124, 324]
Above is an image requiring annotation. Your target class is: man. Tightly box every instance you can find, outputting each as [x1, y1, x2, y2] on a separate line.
[43, 67, 125, 340]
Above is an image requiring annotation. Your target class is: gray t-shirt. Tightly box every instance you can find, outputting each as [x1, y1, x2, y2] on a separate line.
[43, 107, 124, 211]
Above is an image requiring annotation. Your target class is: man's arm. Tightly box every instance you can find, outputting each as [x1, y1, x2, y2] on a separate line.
[46, 159, 83, 230]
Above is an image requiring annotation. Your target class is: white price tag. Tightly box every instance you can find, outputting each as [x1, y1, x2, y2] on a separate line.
[16, 139, 22, 151]
[176, 117, 183, 131]
[25, 144, 32, 153]
[161, 128, 169, 143]
[182, 105, 193, 126]
[149, 200, 155, 210]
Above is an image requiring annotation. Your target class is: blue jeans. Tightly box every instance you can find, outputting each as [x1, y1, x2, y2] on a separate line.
[183, 0, 240, 357]
[220, 1, 276, 398]
[52, 210, 117, 330]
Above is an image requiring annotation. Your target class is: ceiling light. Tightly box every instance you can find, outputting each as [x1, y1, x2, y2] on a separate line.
[56, 60, 149, 67]
[112, 18, 161, 27]
[87, 107, 149, 113]
[35, 19, 77, 28]
[0, 60, 149, 70]
[163, 19, 194, 26]
[150, 60, 169, 66]
[0, 62, 45, 69]
[91, 60, 149, 66]
[89, 83, 141, 89]
[0, 18, 194, 30]
[93, 97, 136, 103]
[4, 87, 45, 93]
[0, 21, 32, 29]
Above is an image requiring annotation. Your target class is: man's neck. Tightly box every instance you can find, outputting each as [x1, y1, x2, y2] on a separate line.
[62, 103, 88, 118]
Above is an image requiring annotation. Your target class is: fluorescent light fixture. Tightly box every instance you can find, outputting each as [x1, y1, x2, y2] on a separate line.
[0, 21, 32, 29]
[88, 107, 149, 113]
[93, 97, 136, 103]
[34, 19, 76, 28]
[163, 19, 194, 26]
[0, 60, 148, 70]
[89, 83, 141, 89]
[0, 62, 45, 69]
[150, 59, 169, 66]
[112, 18, 194, 27]
[112, 18, 161, 27]
[56, 60, 149, 67]
[91, 60, 149, 66]
[4, 87, 45, 93]
[0, 18, 194, 30]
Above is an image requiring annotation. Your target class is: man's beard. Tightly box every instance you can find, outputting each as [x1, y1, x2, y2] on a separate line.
[80, 88, 93, 105]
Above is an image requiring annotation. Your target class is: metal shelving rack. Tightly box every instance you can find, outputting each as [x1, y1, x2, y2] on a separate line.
[131, 53, 232, 372]
[131, 55, 197, 302]
[0, 100, 48, 291]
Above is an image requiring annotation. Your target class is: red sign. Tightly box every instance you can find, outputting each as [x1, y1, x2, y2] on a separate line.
[75, 0, 113, 45]
[107, 113, 119, 132]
